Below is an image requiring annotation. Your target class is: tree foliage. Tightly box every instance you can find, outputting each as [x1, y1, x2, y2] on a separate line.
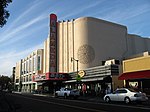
[0, 0, 12, 27]
[0, 75, 11, 90]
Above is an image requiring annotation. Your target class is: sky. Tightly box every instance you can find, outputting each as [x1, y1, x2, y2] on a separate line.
[0, 0, 150, 76]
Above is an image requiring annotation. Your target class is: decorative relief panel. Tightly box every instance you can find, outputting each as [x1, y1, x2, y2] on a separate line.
[77, 44, 95, 64]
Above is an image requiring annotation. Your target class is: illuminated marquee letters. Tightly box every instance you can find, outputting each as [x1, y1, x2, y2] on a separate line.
[50, 14, 57, 72]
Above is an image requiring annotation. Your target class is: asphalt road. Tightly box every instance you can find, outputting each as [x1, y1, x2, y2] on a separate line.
[2, 93, 150, 112]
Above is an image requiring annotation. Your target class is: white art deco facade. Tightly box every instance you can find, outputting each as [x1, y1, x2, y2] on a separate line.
[42, 15, 150, 92]
[44, 16, 150, 74]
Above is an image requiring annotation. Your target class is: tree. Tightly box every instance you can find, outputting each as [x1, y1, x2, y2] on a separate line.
[0, 0, 12, 27]
[0, 75, 11, 90]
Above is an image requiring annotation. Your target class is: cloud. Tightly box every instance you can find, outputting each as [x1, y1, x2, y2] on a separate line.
[59, 0, 105, 20]
[0, 0, 47, 46]
[3, 0, 43, 34]
[0, 43, 43, 59]
[0, 43, 43, 76]
[0, 14, 47, 44]
[0, 0, 48, 76]
[0, 23, 47, 47]
[99, 3, 150, 22]
[0, 58, 16, 76]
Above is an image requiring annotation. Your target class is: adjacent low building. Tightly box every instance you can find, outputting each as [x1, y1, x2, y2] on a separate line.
[119, 52, 150, 95]
[14, 49, 43, 92]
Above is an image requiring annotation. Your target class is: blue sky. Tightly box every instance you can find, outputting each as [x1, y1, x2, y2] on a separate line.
[0, 0, 150, 76]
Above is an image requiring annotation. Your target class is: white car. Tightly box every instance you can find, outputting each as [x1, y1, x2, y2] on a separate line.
[55, 88, 80, 99]
[104, 88, 148, 104]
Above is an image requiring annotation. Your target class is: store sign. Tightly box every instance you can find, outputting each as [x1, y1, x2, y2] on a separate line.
[33, 72, 69, 81]
[45, 72, 69, 80]
[78, 70, 86, 77]
[50, 73, 65, 79]
[34, 74, 46, 81]
[50, 14, 57, 72]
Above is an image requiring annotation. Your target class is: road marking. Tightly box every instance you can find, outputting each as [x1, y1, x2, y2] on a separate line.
[100, 103, 150, 110]
[45, 96, 150, 110]
[12, 94, 150, 111]
[14, 94, 106, 112]
[65, 99, 150, 110]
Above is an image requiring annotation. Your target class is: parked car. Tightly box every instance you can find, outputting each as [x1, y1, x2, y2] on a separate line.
[104, 88, 148, 104]
[55, 88, 80, 99]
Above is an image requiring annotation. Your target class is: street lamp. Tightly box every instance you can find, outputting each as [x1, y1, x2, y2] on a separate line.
[71, 57, 79, 75]
[71, 57, 80, 89]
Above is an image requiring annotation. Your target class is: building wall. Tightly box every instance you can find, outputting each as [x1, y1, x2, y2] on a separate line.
[17, 49, 44, 92]
[43, 37, 50, 73]
[57, 20, 75, 73]
[12, 67, 16, 83]
[126, 34, 150, 57]
[123, 52, 150, 73]
[57, 17, 128, 73]
[15, 60, 22, 84]
[112, 75, 124, 90]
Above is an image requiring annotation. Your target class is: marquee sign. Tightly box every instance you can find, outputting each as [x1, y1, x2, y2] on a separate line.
[50, 14, 57, 72]
[33, 72, 69, 82]
[46, 72, 69, 80]
[33, 74, 46, 81]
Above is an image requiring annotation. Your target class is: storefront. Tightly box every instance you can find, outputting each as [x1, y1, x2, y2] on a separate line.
[118, 52, 150, 95]
[118, 70, 150, 95]
[64, 64, 122, 96]
[33, 72, 69, 93]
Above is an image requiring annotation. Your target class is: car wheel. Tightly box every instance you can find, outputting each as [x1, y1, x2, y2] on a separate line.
[64, 93, 67, 99]
[55, 93, 58, 98]
[124, 97, 130, 104]
[105, 96, 111, 103]
[74, 96, 78, 100]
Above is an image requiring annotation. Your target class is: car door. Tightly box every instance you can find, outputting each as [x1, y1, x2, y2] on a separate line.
[110, 90, 119, 101]
[58, 88, 64, 96]
[117, 89, 127, 101]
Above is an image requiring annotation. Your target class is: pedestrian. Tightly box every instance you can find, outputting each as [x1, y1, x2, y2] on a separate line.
[116, 86, 119, 90]
[105, 86, 111, 94]
[82, 84, 86, 96]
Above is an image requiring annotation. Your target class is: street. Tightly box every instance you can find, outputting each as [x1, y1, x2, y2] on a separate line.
[1, 93, 150, 112]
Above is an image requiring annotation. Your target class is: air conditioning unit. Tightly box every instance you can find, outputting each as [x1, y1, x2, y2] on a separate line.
[104, 59, 120, 65]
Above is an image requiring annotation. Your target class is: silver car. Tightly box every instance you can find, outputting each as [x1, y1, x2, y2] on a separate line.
[104, 88, 148, 104]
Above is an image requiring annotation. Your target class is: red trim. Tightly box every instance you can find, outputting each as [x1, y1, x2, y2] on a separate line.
[118, 70, 150, 80]
[33, 72, 69, 82]
[50, 14, 57, 20]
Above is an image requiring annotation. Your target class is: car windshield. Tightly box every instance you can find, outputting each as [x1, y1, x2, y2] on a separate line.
[65, 88, 72, 90]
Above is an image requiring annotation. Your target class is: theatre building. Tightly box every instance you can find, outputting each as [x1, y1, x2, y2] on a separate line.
[15, 14, 150, 94]
[119, 52, 150, 95]
[39, 14, 150, 94]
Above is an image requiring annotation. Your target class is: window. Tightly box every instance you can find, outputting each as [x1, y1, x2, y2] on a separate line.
[116, 89, 127, 94]
[24, 77, 25, 82]
[29, 75, 32, 81]
[37, 56, 41, 70]
[33, 56, 36, 71]
[29, 59, 32, 72]
[26, 76, 28, 82]
[16, 79, 19, 83]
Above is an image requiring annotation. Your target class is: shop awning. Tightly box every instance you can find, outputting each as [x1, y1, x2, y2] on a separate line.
[118, 70, 150, 80]
[82, 77, 104, 82]
[64, 77, 104, 83]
